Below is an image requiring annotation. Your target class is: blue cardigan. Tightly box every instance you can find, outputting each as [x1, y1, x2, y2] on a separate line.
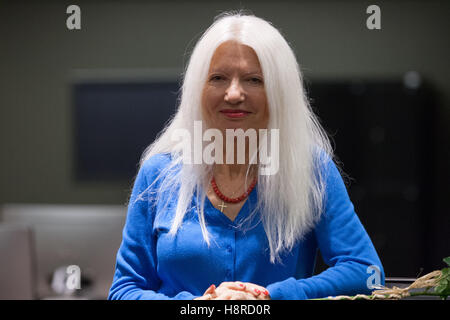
[108, 153, 384, 300]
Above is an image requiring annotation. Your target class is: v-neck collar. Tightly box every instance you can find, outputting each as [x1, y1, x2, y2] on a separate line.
[203, 185, 258, 228]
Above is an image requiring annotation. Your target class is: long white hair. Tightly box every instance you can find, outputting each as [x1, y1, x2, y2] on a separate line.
[137, 12, 335, 263]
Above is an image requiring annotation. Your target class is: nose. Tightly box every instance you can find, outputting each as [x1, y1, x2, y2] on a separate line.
[224, 78, 244, 104]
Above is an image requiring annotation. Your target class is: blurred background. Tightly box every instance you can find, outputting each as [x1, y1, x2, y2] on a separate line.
[0, 0, 448, 299]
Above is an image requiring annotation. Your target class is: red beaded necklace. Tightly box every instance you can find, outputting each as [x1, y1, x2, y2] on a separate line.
[211, 176, 257, 204]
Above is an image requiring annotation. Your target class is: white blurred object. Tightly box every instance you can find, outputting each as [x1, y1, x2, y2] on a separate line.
[0, 223, 35, 299]
[51, 266, 74, 296]
[403, 71, 422, 89]
[0, 204, 126, 299]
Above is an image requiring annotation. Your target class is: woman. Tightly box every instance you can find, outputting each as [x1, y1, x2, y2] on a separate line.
[108, 13, 384, 300]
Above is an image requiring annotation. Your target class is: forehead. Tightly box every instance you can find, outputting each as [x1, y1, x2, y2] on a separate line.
[209, 41, 262, 72]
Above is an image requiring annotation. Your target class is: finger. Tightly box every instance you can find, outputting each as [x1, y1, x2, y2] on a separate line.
[231, 291, 246, 300]
[208, 285, 220, 299]
[216, 282, 233, 289]
[213, 288, 257, 300]
[195, 294, 212, 300]
[236, 292, 257, 300]
[229, 290, 258, 300]
[218, 281, 247, 292]
[240, 283, 270, 298]
[213, 287, 242, 300]
[217, 282, 269, 299]
[214, 292, 232, 300]
[224, 283, 259, 297]
[204, 284, 216, 295]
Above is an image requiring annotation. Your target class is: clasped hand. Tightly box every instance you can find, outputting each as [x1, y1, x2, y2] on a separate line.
[195, 282, 271, 300]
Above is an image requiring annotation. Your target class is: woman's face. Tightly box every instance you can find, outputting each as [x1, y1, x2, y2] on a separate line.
[201, 41, 269, 133]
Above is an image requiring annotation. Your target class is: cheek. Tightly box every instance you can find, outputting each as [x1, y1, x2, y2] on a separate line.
[201, 88, 220, 125]
[261, 105, 269, 128]
[256, 96, 269, 129]
[202, 87, 222, 111]
[253, 90, 269, 120]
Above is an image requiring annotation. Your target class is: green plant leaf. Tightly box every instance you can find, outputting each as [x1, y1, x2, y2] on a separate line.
[435, 280, 447, 293]
[435, 266, 450, 300]
[444, 256, 450, 267]
[442, 267, 450, 278]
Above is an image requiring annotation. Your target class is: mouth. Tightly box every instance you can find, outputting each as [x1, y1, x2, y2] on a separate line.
[219, 109, 252, 119]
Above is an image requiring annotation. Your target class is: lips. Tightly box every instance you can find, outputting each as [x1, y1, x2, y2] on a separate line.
[219, 109, 251, 118]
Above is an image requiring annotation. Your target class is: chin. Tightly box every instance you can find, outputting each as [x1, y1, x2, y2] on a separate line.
[221, 122, 254, 131]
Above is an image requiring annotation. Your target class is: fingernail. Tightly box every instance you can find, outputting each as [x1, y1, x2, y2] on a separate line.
[264, 290, 269, 295]
[239, 284, 245, 287]
[254, 289, 260, 294]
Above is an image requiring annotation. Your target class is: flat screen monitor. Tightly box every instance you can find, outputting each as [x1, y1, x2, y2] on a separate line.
[73, 77, 179, 181]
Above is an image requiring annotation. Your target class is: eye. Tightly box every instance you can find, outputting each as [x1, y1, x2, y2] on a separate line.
[247, 77, 263, 84]
[209, 74, 225, 82]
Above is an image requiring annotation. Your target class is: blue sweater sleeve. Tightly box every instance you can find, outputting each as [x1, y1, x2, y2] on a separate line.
[266, 158, 385, 300]
[108, 155, 197, 300]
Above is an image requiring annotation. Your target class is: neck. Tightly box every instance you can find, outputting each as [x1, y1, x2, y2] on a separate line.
[213, 163, 257, 180]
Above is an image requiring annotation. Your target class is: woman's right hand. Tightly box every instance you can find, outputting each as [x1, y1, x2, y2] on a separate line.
[213, 281, 269, 300]
[194, 282, 267, 300]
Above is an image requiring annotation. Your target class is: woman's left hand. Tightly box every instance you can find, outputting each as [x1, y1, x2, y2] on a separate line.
[214, 281, 271, 300]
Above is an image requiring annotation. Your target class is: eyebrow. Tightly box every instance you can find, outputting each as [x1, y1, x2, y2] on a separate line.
[208, 68, 263, 76]
[243, 71, 263, 76]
